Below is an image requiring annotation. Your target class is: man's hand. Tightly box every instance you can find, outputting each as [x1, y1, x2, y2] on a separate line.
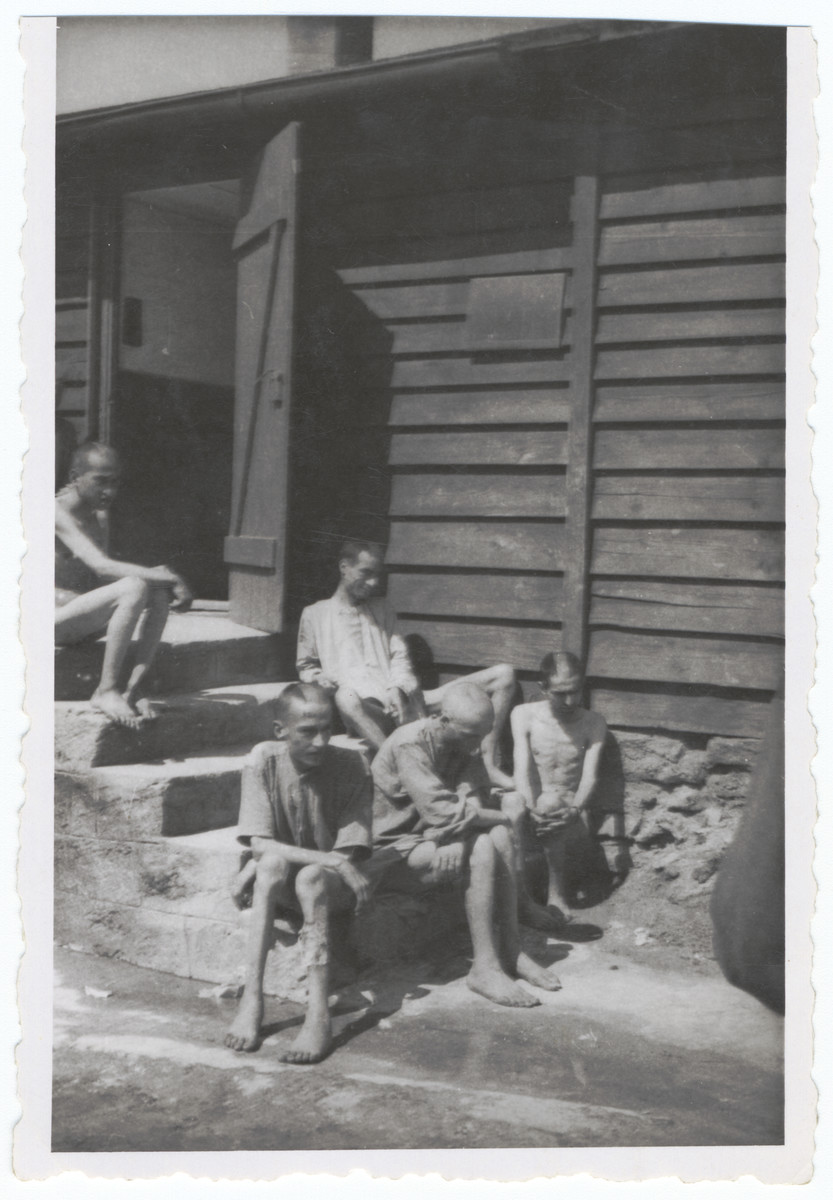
[170, 577, 193, 612]
[384, 687, 409, 725]
[328, 855, 371, 912]
[316, 676, 339, 695]
[432, 841, 466, 883]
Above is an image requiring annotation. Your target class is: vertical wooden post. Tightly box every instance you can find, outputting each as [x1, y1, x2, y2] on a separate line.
[88, 195, 120, 444]
[561, 172, 600, 666]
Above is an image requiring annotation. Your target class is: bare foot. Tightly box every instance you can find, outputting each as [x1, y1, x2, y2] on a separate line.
[515, 950, 563, 992]
[91, 688, 141, 729]
[279, 1013, 333, 1064]
[519, 897, 568, 932]
[467, 967, 540, 1008]
[224, 992, 263, 1052]
[130, 697, 157, 723]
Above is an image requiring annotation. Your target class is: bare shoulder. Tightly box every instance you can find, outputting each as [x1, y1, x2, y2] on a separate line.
[510, 700, 540, 731]
[584, 708, 608, 743]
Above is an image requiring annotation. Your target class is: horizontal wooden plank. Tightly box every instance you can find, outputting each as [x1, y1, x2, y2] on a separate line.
[594, 343, 785, 381]
[318, 180, 572, 247]
[587, 628, 782, 690]
[601, 118, 785, 177]
[390, 431, 569, 468]
[398, 618, 559, 673]
[598, 262, 785, 307]
[589, 687, 770, 738]
[598, 213, 784, 267]
[590, 579, 784, 637]
[353, 282, 469, 320]
[339, 247, 573, 287]
[390, 390, 572, 426]
[390, 474, 566, 519]
[330, 227, 572, 276]
[388, 521, 566, 571]
[388, 572, 563, 624]
[595, 308, 784, 345]
[591, 527, 784, 582]
[594, 428, 784, 472]
[56, 306, 89, 343]
[600, 175, 785, 220]
[390, 357, 573, 390]
[591, 475, 784, 524]
[594, 381, 784, 423]
[57, 382, 89, 412]
[382, 316, 573, 358]
[56, 345, 88, 382]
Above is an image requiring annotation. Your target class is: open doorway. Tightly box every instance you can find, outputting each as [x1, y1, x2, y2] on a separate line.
[110, 179, 240, 600]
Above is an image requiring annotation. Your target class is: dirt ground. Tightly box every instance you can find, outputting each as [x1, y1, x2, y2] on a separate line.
[52, 927, 783, 1153]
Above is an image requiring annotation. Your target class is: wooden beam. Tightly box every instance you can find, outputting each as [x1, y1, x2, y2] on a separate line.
[561, 172, 600, 664]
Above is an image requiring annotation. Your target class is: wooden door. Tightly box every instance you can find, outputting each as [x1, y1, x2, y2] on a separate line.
[225, 122, 299, 631]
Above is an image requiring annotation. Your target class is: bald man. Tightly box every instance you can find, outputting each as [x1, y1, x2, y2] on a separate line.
[55, 442, 192, 728]
[370, 683, 563, 1007]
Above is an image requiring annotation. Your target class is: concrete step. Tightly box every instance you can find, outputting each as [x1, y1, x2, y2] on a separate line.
[55, 681, 292, 770]
[55, 733, 369, 840]
[56, 745, 252, 840]
[54, 826, 467, 1001]
[56, 611, 285, 701]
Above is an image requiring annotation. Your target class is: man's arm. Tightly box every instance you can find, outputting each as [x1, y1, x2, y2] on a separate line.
[395, 741, 479, 845]
[572, 713, 608, 812]
[249, 837, 370, 911]
[296, 606, 337, 690]
[511, 705, 537, 806]
[55, 504, 183, 589]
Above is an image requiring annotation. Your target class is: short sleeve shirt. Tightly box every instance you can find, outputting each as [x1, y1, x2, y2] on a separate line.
[237, 740, 373, 861]
[371, 717, 491, 855]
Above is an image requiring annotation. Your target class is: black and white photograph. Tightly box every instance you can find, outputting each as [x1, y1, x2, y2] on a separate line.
[11, 4, 820, 1183]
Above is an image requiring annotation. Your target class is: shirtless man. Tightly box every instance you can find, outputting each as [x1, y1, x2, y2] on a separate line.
[225, 684, 372, 1062]
[297, 539, 517, 788]
[55, 442, 192, 728]
[371, 682, 563, 1006]
[510, 652, 607, 916]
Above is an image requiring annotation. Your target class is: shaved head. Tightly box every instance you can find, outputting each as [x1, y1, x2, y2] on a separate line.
[540, 650, 583, 693]
[69, 442, 121, 478]
[440, 683, 494, 737]
[275, 681, 332, 725]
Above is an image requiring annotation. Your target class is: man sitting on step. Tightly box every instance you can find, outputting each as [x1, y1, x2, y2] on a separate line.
[296, 538, 517, 789]
[368, 682, 563, 1008]
[510, 651, 608, 921]
[55, 442, 192, 728]
[225, 683, 373, 1063]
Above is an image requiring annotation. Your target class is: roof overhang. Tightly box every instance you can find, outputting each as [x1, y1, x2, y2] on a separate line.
[57, 19, 685, 148]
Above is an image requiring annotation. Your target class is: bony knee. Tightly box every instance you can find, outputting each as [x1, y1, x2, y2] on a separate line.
[294, 863, 328, 899]
[117, 576, 150, 607]
[335, 686, 362, 715]
[257, 850, 293, 889]
[489, 824, 513, 855]
[469, 831, 498, 868]
[500, 791, 527, 820]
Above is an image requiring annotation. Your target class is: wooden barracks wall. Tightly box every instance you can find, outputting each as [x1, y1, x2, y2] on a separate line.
[299, 30, 786, 740]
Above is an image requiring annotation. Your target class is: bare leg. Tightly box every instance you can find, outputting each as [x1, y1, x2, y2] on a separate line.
[124, 585, 171, 716]
[490, 825, 562, 992]
[501, 792, 565, 931]
[335, 686, 391, 751]
[225, 850, 293, 1052]
[542, 832, 572, 913]
[464, 832, 540, 1008]
[280, 864, 351, 1064]
[56, 577, 152, 728]
[231, 857, 258, 910]
[426, 664, 517, 788]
